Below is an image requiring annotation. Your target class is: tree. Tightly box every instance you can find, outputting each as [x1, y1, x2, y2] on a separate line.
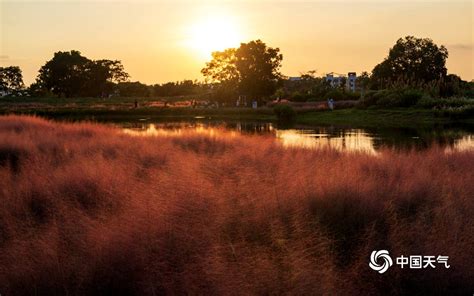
[37, 50, 90, 97]
[0, 66, 24, 93]
[201, 49, 239, 102]
[235, 40, 283, 100]
[371, 36, 448, 89]
[201, 40, 283, 103]
[116, 81, 151, 97]
[82, 59, 129, 96]
[36, 50, 129, 97]
[357, 71, 371, 92]
[201, 49, 239, 84]
[438, 74, 468, 97]
[152, 80, 205, 97]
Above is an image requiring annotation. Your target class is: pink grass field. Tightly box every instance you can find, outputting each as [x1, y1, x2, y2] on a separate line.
[0, 115, 473, 295]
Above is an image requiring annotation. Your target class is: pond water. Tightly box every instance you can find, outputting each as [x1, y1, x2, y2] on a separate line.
[121, 120, 474, 153]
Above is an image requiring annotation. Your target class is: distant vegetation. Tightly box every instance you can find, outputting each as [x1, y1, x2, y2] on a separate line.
[1, 36, 473, 112]
[0, 116, 473, 295]
[277, 36, 473, 109]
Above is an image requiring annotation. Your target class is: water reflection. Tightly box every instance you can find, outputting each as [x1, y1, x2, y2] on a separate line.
[276, 129, 377, 153]
[453, 135, 474, 152]
[122, 121, 474, 153]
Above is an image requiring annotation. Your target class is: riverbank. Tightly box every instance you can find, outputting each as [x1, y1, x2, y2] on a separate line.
[1, 97, 473, 127]
[2, 106, 473, 129]
[298, 108, 474, 127]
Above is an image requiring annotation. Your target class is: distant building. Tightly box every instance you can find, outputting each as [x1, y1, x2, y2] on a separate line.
[347, 72, 357, 92]
[0, 90, 11, 97]
[325, 73, 345, 88]
[288, 76, 303, 82]
[325, 72, 357, 92]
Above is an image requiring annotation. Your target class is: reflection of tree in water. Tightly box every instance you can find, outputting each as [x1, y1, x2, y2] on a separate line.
[369, 125, 473, 150]
[370, 127, 429, 150]
[121, 120, 474, 151]
[226, 122, 274, 134]
[124, 120, 274, 135]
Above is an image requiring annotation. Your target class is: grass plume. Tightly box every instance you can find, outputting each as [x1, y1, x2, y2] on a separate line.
[0, 115, 473, 295]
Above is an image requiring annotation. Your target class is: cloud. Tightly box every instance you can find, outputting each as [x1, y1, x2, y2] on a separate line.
[448, 44, 474, 50]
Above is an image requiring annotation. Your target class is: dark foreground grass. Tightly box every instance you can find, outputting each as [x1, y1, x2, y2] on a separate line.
[0, 115, 473, 295]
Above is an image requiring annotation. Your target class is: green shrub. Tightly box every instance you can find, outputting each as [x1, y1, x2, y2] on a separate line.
[345, 91, 361, 101]
[306, 96, 319, 102]
[291, 92, 307, 102]
[273, 104, 296, 121]
[325, 89, 345, 101]
[375, 91, 402, 107]
[417, 97, 474, 109]
[434, 105, 474, 119]
[358, 90, 387, 107]
[359, 89, 425, 108]
[398, 89, 424, 107]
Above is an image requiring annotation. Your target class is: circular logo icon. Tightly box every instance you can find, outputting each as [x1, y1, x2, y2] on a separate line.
[369, 250, 393, 274]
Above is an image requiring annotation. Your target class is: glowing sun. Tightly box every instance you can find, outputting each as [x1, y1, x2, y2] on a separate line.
[187, 15, 242, 58]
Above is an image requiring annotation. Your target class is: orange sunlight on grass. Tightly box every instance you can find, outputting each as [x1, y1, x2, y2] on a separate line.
[0, 116, 473, 295]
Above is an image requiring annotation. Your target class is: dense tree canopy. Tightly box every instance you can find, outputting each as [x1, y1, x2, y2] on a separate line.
[82, 59, 129, 96]
[114, 80, 210, 97]
[202, 40, 283, 102]
[0, 66, 24, 93]
[235, 40, 283, 100]
[36, 50, 129, 97]
[116, 81, 151, 97]
[371, 36, 448, 89]
[153, 80, 207, 97]
[201, 49, 239, 84]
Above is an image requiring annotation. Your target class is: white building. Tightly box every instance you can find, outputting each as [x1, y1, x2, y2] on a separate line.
[325, 72, 357, 92]
[347, 72, 357, 92]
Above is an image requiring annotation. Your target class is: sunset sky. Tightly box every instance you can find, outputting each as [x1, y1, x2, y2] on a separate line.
[1, 0, 473, 85]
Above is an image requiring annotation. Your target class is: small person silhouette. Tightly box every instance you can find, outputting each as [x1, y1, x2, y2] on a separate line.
[327, 98, 334, 111]
[134, 99, 138, 109]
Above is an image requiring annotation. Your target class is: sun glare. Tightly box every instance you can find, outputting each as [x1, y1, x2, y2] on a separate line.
[187, 15, 242, 58]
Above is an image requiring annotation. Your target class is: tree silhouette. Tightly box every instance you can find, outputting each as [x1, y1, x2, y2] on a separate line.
[371, 36, 448, 89]
[235, 40, 283, 101]
[36, 50, 129, 97]
[202, 40, 283, 103]
[37, 51, 89, 97]
[0, 66, 25, 93]
[82, 59, 129, 96]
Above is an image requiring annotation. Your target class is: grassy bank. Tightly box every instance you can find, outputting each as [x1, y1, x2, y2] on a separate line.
[1, 97, 473, 127]
[0, 97, 274, 122]
[0, 115, 473, 295]
[3, 107, 473, 128]
[297, 108, 474, 127]
[3, 107, 276, 123]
